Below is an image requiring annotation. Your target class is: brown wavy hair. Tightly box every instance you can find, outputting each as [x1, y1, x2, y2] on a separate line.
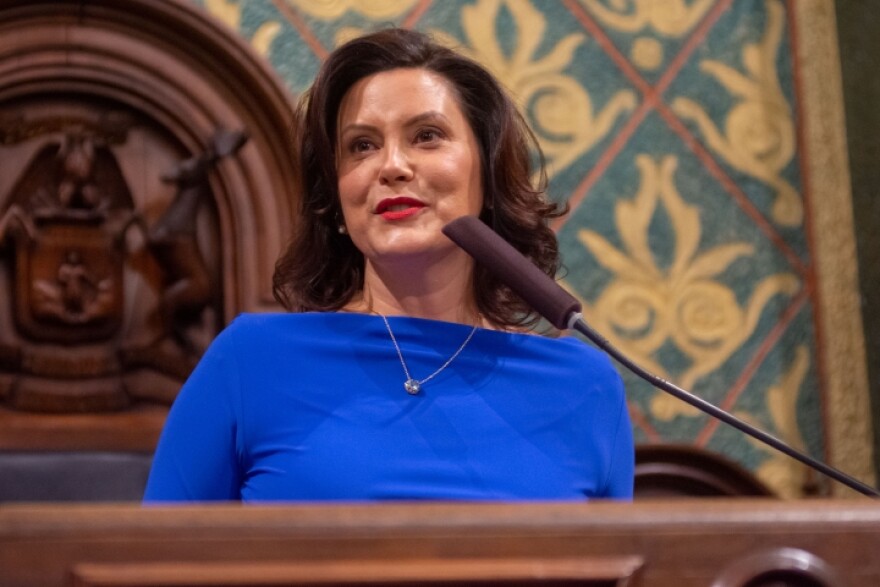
[272, 27, 566, 328]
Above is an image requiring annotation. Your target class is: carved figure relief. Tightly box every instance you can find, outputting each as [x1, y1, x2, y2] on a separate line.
[0, 113, 246, 413]
[33, 250, 115, 327]
[149, 129, 246, 352]
[121, 129, 247, 383]
[2, 129, 135, 345]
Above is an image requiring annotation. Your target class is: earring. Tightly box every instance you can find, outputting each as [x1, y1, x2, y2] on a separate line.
[337, 224, 348, 235]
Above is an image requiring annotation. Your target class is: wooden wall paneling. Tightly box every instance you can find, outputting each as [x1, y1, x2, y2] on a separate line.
[1, 500, 877, 586]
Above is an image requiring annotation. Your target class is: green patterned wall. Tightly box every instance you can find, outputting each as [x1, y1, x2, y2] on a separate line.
[186, 0, 871, 497]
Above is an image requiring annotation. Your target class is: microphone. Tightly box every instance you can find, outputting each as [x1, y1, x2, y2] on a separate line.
[443, 215, 879, 497]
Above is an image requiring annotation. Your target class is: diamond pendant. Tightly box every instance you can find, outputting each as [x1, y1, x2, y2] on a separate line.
[404, 379, 421, 395]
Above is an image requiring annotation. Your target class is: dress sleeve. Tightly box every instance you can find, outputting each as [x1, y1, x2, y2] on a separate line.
[601, 371, 635, 500]
[143, 325, 244, 502]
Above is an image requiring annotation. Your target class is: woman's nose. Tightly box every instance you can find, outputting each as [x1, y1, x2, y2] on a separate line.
[378, 143, 413, 184]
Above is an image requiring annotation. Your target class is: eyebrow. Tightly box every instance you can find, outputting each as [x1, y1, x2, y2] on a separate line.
[338, 111, 452, 136]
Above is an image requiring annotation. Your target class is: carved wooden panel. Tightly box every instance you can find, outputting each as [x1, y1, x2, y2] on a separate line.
[0, 0, 296, 450]
[1, 105, 224, 413]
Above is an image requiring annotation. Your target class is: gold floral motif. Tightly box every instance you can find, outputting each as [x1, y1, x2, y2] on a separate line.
[581, 0, 713, 68]
[580, 0, 714, 36]
[735, 345, 811, 497]
[284, 0, 417, 20]
[631, 36, 664, 70]
[204, 0, 241, 31]
[671, 0, 801, 226]
[573, 155, 800, 420]
[334, 26, 368, 47]
[202, 0, 280, 57]
[252, 22, 283, 57]
[431, 0, 636, 178]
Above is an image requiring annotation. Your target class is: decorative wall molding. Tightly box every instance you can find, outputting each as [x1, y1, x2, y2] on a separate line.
[793, 0, 875, 492]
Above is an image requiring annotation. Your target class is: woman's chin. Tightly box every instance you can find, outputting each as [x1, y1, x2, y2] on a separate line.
[365, 239, 459, 265]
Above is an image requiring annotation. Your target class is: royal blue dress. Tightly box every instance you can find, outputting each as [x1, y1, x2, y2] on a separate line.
[143, 313, 633, 502]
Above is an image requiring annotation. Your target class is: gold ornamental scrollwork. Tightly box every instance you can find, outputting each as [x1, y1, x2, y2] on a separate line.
[671, 0, 801, 226]
[579, 0, 714, 36]
[579, 0, 714, 70]
[430, 0, 636, 178]
[204, 0, 242, 29]
[285, 0, 417, 20]
[571, 154, 800, 421]
[735, 345, 812, 497]
[203, 0, 282, 57]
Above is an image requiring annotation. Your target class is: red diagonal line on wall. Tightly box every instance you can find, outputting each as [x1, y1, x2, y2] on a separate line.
[646, 0, 809, 277]
[271, 0, 329, 60]
[785, 0, 830, 464]
[561, 0, 655, 96]
[657, 105, 810, 278]
[694, 287, 809, 448]
[549, 101, 651, 235]
[627, 401, 662, 443]
[553, 0, 732, 233]
[403, 0, 434, 29]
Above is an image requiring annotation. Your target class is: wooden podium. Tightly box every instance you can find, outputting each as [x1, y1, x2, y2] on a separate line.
[2, 500, 879, 586]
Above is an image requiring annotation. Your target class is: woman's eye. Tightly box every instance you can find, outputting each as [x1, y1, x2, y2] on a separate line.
[346, 138, 375, 154]
[415, 129, 442, 143]
[352, 140, 373, 152]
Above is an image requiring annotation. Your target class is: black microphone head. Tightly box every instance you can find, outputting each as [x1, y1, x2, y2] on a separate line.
[442, 216, 581, 329]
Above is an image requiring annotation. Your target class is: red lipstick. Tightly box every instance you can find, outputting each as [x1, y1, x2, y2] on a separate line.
[375, 197, 426, 221]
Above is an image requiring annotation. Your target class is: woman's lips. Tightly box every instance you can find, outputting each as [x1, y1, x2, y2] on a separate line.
[381, 207, 423, 220]
[375, 197, 426, 221]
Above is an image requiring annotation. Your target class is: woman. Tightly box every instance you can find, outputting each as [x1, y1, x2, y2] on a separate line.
[144, 28, 633, 501]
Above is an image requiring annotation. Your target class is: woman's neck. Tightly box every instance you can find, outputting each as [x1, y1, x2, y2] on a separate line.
[345, 253, 481, 325]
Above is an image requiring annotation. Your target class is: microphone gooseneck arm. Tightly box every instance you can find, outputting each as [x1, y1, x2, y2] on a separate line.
[443, 215, 879, 498]
[567, 311, 879, 497]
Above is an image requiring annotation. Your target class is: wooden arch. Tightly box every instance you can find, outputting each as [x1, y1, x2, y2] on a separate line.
[0, 0, 296, 316]
[0, 0, 297, 449]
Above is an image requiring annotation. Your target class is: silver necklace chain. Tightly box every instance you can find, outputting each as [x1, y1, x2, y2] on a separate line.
[380, 314, 478, 395]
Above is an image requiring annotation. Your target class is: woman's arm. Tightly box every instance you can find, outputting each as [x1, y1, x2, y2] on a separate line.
[601, 373, 635, 500]
[143, 326, 244, 502]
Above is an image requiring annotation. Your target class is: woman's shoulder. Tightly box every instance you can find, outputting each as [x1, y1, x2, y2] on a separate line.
[199, 313, 366, 365]
[492, 327, 613, 361]
[223, 311, 350, 336]
[483, 328, 621, 382]
[226, 311, 369, 328]
[228, 311, 320, 327]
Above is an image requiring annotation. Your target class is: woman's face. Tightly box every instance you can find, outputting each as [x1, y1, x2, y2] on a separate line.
[335, 67, 483, 267]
